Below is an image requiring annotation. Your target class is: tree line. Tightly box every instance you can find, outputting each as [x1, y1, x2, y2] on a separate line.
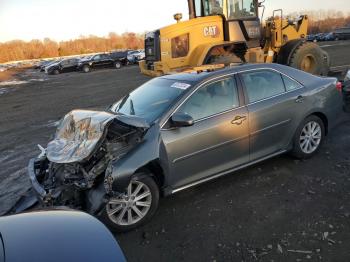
[0, 12, 350, 63]
[0, 32, 144, 63]
[288, 10, 350, 33]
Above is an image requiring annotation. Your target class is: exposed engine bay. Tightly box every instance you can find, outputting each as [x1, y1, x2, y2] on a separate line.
[11, 110, 149, 215]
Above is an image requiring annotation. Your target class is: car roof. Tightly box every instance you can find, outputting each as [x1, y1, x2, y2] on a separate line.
[160, 63, 320, 87]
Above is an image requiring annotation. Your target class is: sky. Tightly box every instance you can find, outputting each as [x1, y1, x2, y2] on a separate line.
[0, 0, 349, 42]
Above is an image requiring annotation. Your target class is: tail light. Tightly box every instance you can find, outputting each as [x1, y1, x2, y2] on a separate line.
[336, 81, 342, 91]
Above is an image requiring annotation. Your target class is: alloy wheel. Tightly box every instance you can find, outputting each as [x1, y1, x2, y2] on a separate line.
[299, 121, 322, 154]
[106, 180, 152, 226]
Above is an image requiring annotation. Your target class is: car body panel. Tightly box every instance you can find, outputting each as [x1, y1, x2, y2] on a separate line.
[19, 63, 344, 220]
[161, 106, 249, 188]
[0, 210, 126, 262]
[110, 64, 342, 193]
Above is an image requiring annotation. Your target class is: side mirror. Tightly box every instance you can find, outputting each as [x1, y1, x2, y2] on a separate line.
[171, 112, 194, 127]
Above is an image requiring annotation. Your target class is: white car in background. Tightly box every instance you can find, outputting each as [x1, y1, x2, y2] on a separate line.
[127, 50, 145, 64]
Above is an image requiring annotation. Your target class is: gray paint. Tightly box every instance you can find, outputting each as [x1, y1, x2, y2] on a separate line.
[20, 63, 344, 216]
[0, 210, 126, 262]
[110, 63, 343, 194]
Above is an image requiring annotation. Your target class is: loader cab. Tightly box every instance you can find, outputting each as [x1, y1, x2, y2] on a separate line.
[190, 0, 261, 47]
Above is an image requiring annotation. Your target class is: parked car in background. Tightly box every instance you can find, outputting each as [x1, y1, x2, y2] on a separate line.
[127, 50, 145, 64]
[314, 33, 327, 42]
[324, 32, 339, 41]
[334, 27, 350, 40]
[77, 53, 126, 73]
[0, 210, 126, 262]
[38, 60, 56, 71]
[342, 70, 350, 112]
[45, 58, 80, 75]
[14, 63, 344, 232]
[306, 34, 316, 42]
[109, 51, 128, 66]
[40, 59, 61, 72]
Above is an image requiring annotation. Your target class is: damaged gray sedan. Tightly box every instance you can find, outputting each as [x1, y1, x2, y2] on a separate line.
[13, 63, 343, 232]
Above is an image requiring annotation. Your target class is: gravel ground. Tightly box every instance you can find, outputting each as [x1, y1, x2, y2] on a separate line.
[0, 42, 350, 261]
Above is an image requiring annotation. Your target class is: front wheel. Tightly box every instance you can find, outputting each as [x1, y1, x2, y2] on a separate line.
[288, 42, 329, 76]
[100, 174, 159, 232]
[82, 65, 90, 73]
[290, 115, 325, 159]
[114, 61, 122, 69]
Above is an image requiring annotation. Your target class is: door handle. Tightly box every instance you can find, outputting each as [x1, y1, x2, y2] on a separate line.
[295, 95, 304, 103]
[231, 115, 247, 125]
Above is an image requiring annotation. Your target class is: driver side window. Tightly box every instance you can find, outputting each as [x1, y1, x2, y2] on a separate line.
[177, 77, 239, 121]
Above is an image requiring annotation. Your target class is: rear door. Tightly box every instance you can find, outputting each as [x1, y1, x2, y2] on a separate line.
[161, 76, 250, 189]
[100, 54, 114, 67]
[238, 69, 306, 161]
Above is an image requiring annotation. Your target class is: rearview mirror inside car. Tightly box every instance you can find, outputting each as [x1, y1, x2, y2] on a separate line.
[171, 112, 194, 127]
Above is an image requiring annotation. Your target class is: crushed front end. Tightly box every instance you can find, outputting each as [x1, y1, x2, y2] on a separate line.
[13, 109, 148, 215]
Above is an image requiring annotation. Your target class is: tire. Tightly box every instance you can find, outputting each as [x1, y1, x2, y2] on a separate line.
[288, 42, 330, 76]
[82, 65, 90, 73]
[100, 173, 159, 232]
[290, 115, 325, 159]
[114, 61, 122, 69]
[53, 69, 59, 75]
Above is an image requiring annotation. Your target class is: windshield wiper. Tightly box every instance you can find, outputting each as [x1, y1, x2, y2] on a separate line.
[129, 99, 135, 115]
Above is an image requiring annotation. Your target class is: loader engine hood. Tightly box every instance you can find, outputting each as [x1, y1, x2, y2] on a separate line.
[46, 110, 149, 163]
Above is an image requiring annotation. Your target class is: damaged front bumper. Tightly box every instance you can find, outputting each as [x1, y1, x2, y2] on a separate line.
[28, 158, 47, 198]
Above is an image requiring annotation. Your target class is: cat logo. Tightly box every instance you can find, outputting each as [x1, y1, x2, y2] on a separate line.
[203, 25, 220, 38]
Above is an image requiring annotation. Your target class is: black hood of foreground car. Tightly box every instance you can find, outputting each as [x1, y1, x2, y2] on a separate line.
[46, 110, 149, 163]
[0, 210, 126, 262]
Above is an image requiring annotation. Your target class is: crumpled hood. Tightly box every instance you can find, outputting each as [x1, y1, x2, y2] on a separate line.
[46, 110, 149, 163]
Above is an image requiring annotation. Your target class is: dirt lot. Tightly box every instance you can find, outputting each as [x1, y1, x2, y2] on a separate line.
[0, 42, 350, 261]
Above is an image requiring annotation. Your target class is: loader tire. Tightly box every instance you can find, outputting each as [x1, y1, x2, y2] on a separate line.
[288, 42, 330, 76]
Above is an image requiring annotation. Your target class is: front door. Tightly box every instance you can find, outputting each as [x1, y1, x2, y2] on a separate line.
[161, 76, 250, 189]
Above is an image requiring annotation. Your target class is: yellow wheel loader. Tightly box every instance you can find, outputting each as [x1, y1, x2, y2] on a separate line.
[139, 0, 329, 76]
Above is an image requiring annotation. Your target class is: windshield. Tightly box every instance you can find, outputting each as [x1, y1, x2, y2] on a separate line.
[194, 0, 257, 18]
[111, 78, 191, 123]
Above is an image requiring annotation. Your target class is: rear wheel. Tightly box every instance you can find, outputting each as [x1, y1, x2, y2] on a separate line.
[100, 174, 159, 232]
[53, 69, 60, 75]
[290, 115, 325, 159]
[288, 42, 329, 76]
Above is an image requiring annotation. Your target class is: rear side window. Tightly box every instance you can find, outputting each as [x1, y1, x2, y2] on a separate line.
[241, 70, 285, 103]
[177, 77, 239, 121]
[282, 75, 302, 91]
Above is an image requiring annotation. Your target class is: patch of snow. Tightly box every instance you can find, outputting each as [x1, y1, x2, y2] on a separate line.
[0, 80, 28, 86]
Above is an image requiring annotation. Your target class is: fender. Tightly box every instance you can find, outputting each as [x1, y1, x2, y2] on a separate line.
[109, 124, 165, 192]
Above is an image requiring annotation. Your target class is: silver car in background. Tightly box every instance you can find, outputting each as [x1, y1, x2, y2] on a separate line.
[13, 63, 344, 232]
